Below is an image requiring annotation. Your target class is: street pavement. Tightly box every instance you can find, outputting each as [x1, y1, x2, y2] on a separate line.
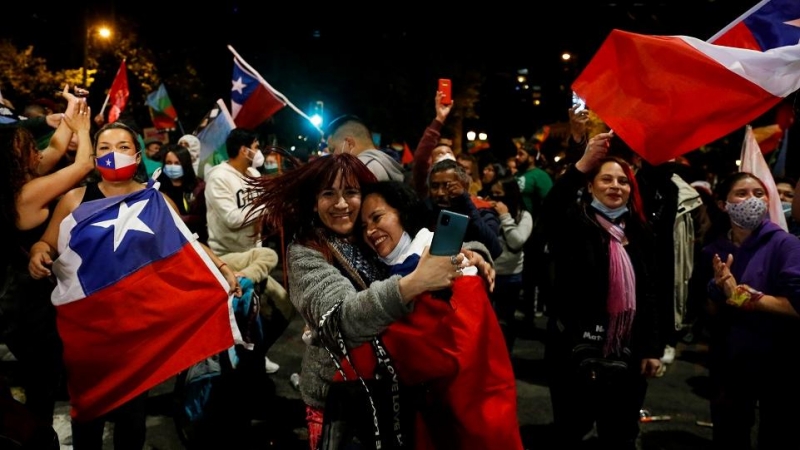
[2, 311, 719, 450]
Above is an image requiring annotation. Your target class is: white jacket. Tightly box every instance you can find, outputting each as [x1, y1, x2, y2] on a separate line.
[204, 162, 263, 255]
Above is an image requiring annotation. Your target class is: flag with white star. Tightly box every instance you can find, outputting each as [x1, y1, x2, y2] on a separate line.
[572, 0, 800, 165]
[230, 56, 286, 129]
[51, 183, 242, 421]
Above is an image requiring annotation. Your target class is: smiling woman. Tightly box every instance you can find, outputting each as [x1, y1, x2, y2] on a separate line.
[540, 131, 662, 450]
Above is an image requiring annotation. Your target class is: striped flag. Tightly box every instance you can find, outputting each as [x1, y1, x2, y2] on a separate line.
[196, 99, 235, 178]
[572, 0, 800, 165]
[146, 83, 178, 130]
[51, 182, 242, 420]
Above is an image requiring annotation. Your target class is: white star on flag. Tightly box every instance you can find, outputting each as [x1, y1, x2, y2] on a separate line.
[92, 199, 154, 251]
[231, 77, 246, 94]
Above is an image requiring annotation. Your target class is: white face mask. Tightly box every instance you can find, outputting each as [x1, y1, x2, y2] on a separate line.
[726, 196, 768, 230]
[249, 148, 265, 168]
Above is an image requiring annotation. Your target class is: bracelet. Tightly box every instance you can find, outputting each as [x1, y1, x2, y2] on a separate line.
[217, 262, 227, 270]
[728, 284, 764, 309]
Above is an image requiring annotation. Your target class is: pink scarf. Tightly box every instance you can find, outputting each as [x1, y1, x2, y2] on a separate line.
[595, 214, 636, 356]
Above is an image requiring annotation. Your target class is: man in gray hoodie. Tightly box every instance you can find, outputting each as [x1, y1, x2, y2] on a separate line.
[326, 114, 405, 182]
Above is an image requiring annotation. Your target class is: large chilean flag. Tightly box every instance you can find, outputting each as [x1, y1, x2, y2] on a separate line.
[573, 0, 800, 165]
[51, 183, 242, 421]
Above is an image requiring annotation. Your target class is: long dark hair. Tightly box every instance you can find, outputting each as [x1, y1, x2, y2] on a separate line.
[0, 127, 35, 233]
[158, 144, 198, 191]
[361, 181, 427, 237]
[491, 175, 524, 221]
[247, 152, 377, 257]
[585, 156, 647, 226]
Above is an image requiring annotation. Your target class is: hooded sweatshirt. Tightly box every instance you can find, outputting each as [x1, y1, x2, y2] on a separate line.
[358, 149, 405, 182]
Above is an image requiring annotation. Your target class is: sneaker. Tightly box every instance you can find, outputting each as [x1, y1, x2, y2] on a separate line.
[265, 356, 280, 374]
[660, 345, 676, 365]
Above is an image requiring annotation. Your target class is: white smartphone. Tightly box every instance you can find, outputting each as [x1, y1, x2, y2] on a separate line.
[572, 91, 586, 113]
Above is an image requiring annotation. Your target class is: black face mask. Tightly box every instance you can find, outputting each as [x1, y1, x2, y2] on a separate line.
[491, 195, 506, 203]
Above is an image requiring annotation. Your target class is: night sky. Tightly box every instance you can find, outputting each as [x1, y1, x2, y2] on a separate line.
[2, 1, 761, 153]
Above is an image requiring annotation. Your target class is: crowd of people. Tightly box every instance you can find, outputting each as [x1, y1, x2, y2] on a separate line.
[1, 83, 798, 450]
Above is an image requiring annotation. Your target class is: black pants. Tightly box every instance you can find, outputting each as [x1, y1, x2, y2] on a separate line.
[0, 270, 64, 425]
[491, 273, 523, 353]
[520, 231, 549, 318]
[710, 347, 800, 450]
[545, 323, 646, 450]
[71, 391, 148, 450]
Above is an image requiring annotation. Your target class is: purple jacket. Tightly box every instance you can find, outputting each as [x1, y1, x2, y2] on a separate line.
[703, 220, 800, 354]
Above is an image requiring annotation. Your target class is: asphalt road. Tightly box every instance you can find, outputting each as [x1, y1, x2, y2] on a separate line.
[1, 310, 722, 450]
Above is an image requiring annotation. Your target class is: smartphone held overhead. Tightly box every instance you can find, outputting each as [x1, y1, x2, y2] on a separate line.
[572, 91, 586, 113]
[438, 79, 452, 105]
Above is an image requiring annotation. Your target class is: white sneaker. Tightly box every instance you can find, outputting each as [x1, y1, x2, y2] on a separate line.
[265, 356, 280, 374]
[660, 345, 676, 365]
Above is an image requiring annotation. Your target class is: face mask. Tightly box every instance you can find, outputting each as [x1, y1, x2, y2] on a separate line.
[96, 151, 139, 182]
[591, 196, 628, 220]
[726, 196, 768, 230]
[782, 201, 792, 215]
[433, 153, 456, 164]
[163, 164, 184, 180]
[249, 149, 265, 169]
[264, 162, 279, 175]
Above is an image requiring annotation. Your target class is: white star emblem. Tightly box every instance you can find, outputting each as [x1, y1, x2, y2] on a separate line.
[104, 158, 113, 167]
[92, 199, 154, 251]
[231, 77, 246, 94]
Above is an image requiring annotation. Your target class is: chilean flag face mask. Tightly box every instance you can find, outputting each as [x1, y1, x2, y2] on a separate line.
[96, 151, 140, 181]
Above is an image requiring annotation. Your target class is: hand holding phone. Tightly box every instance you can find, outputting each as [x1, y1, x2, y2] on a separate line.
[430, 209, 469, 256]
[438, 79, 452, 106]
[572, 91, 586, 113]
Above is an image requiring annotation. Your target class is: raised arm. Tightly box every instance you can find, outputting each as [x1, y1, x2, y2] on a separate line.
[15, 101, 95, 231]
[412, 91, 452, 196]
[36, 85, 84, 174]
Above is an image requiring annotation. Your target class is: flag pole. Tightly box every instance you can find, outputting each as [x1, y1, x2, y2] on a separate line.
[707, 0, 770, 42]
[227, 45, 324, 136]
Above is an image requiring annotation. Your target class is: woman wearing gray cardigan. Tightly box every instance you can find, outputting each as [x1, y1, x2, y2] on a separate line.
[249, 153, 479, 449]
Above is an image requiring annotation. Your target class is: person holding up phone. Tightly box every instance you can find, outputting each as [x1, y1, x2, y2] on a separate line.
[540, 132, 663, 450]
[411, 88, 456, 198]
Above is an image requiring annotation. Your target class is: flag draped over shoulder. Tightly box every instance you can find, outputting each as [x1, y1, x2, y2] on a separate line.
[146, 83, 178, 130]
[107, 60, 129, 124]
[196, 99, 235, 179]
[740, 124, 788, 231]
[230, 54, 286, 129]
[51, 183, 242, 421]
[572, 0, 800, 165]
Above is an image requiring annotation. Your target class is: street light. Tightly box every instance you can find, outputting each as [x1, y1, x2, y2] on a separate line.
[83, 25, 112, 88]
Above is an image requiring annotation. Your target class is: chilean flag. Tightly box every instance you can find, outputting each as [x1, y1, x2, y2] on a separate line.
[51, 183, 242, 421]
[573, 0, 800, 165]
[230, 56, 286, 129]
[709, 0, 800, 51]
